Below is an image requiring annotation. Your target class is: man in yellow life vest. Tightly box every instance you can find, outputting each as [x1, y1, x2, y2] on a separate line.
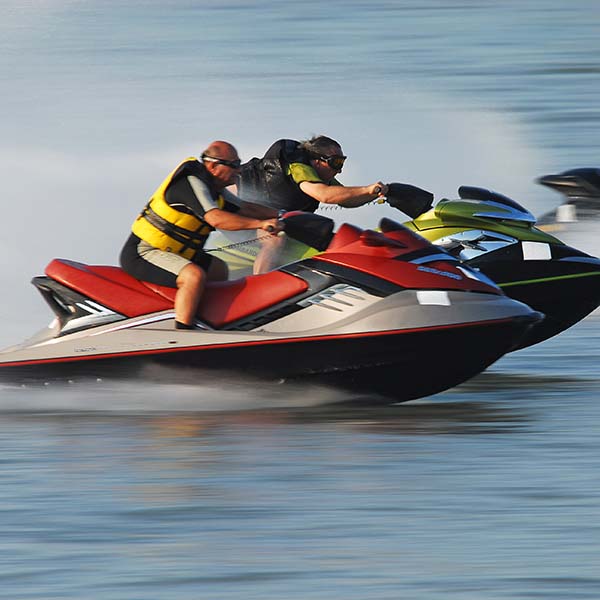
[120, 141, 282, 329]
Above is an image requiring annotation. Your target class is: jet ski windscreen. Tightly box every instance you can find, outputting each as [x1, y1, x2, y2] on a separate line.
[458, 186, 530, 212]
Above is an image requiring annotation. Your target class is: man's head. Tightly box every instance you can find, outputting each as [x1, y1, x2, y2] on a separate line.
[201, 140, 242, 188]
[299, 135, 347, 182]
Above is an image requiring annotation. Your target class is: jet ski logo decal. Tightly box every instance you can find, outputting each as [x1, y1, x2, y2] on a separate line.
[417, 265, 462, 280]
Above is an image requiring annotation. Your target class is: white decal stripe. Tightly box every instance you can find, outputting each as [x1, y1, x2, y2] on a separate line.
[522, 241, 551, 260]
[416, 291, 451, 306]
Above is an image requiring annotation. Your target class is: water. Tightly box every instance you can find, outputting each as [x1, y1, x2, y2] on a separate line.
[2, 2, 600, 598]
[2, 318, 600, 598]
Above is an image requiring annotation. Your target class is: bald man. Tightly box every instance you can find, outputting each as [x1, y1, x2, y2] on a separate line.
[120, 141, 282, 329]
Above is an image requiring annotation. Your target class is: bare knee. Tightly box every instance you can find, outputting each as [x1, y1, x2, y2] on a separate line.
[176, 263, 206, 291]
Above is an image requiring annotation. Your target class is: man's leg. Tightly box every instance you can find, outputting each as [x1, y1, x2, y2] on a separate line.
[206, 255, 229, 281]
[175, 263, 206, 327]
[253, 231, 286, 274]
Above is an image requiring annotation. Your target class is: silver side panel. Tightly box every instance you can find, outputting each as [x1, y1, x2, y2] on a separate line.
[0, 291, 535, 364]
[434, 229, 518, 261]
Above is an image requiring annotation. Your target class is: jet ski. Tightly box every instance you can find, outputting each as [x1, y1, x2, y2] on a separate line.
[399, 184, 600, 349]
[537, 167, 600, 226]
[535, 167, 600, 257]
[0, 214, 540, 403]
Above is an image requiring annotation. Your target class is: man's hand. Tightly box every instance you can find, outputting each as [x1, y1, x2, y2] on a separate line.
[260, 218, 284, 235]
[370, 182, 388, 197]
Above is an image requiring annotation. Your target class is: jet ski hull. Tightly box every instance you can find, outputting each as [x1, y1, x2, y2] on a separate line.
[469, 256, 600, 349]
[0, 313, 538, 403]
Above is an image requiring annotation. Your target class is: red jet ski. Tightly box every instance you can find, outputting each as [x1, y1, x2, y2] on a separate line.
[0, 214, 541, 402]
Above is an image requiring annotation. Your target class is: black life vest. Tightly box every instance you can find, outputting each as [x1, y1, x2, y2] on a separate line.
[237, 139, 320, 213]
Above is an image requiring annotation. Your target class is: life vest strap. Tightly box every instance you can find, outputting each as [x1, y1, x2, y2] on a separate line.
[141, 205, 210, 252]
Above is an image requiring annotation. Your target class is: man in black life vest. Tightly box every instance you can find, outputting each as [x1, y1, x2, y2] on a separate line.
[120, 141, 282, 329]
[237, 135, 388, 273]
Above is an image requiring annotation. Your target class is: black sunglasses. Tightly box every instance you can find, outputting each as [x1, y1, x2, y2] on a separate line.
[201, 154, 242, 169]
[319, 154, 346, 170]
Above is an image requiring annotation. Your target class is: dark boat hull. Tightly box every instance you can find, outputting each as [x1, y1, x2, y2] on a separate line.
[0, 315, 539, 403]
[470, 256, 600, 349]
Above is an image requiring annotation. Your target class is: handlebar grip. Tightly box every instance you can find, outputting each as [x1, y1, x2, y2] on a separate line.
[374, 185, 382, 195]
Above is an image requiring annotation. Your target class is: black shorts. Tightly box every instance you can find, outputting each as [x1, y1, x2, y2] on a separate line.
[119, 234, 213, 287]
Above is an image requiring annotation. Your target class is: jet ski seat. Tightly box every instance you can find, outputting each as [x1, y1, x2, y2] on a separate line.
[45, 259, 309, 328]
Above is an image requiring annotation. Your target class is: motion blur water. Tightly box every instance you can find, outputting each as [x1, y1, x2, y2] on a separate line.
[2, 2, 600, 598]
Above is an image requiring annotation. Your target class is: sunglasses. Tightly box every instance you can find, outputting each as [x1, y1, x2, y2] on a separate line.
[201, 154, 242, 169]
[319, 154, 346, 171]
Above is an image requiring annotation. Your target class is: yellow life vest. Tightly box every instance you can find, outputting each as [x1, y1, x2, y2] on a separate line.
[132, 157, 225, 259]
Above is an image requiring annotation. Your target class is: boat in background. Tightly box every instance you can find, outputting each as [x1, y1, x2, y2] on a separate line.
[535, 168, 600, 258]
[537, 167, 600, 224]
